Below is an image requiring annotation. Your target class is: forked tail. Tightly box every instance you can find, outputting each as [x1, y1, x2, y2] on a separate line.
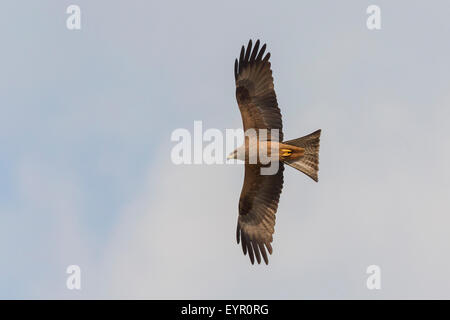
[282, 129, 321, 182]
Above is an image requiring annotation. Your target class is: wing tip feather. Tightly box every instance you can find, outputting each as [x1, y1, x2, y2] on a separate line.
[235, 39, 271, 81]
[237, 223, 274, 265]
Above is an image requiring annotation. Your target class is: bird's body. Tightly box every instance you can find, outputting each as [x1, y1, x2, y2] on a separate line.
[229, 140, 305, 163]
[229, 39, 322, 265]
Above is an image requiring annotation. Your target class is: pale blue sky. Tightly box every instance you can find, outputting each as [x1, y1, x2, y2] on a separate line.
[1, 1, 450, 299]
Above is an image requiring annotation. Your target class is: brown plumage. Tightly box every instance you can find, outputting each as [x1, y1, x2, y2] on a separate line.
[231, 39, 322, 265]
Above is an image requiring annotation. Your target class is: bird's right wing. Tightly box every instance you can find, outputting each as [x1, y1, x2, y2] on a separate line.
[237, 163, 284, 265]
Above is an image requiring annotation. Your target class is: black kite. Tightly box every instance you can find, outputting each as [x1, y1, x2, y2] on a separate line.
[228, 39, 321, 265]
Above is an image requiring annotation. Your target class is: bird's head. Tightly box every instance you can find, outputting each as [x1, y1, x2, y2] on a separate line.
[227, 145, 246, 161]
[227, 149, 238, 160]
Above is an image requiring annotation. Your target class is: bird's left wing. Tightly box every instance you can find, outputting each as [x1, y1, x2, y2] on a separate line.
[234, 39, 283, 141]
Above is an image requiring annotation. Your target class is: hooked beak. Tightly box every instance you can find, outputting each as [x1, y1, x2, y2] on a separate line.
[227, 152, 234, 160]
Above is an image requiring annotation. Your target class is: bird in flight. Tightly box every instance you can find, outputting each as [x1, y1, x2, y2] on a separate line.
[228, 39, 321, 265]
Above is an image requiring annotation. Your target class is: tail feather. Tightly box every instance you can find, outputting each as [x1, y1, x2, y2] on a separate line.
[282, 129, 321, 182]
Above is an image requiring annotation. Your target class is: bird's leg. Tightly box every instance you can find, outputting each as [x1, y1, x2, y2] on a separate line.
[281, 148, 292, 157]
[278, 144, 305, 160]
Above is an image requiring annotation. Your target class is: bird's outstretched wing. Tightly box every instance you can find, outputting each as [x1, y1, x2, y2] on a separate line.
[237, 163, 284, 264]
[234, 39, 283, 141]
[234, 40, 285, 265]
